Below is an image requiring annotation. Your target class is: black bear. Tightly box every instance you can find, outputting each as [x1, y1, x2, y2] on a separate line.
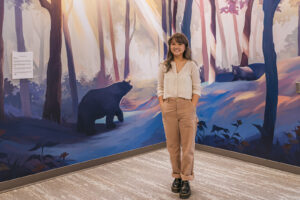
[215, 63, 265, 82]
[232, 63, 265, 81]
[77, 80, 133, 135]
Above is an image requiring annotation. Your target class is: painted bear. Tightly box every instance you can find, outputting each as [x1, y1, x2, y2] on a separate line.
[232, 63, 265, 81]
[77, 80, 133, 135]
[216, 63, 265, 82]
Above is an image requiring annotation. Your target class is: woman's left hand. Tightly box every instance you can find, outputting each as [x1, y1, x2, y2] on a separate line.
[191, 94, 200, 108]
[190, 100, 197, 108]
[192, 102, 197, 107]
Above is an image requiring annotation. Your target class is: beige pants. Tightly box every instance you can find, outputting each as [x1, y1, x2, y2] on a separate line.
[161, 97, 197, 181]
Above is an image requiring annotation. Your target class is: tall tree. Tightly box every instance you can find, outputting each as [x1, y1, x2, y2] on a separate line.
[107, 0, 120, 81]
[14, 0, 32, 117]
[299, 2, 300, 56]
[181, 0, 193, 45]
[0, 0, 4, 120]
[172, 0, 178, 33]
[63, 0, 78, 118]
[209, 0, 217, 83]
[30, 10, 46, 83]
[158, 36, 160, 63]
[215, 0, 229, 69]
[261, 0, 280, 154]
[198, 0, 209, 82]
[291, 0, 300, 56]
[37, 18, 46, 83]
[96, 0, 107, 86]
[221, 0, 242, 62]
[168, 0, 172, 36]
[124, 0, 136, 80]
[39, 0, 62, 123]
[251, 6, 260, 58]
[162, 0, 167, 59]
[233, 13, 242, 60]
[39, 26, 45, 83]
[240, 0, 254, 66]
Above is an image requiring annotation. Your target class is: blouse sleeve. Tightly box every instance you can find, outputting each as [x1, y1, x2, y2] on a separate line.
[157, 63, 165, 97]
[191, 62, 201, 96]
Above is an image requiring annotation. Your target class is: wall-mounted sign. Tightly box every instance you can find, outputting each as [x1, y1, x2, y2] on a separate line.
[12, 51, 33, 79]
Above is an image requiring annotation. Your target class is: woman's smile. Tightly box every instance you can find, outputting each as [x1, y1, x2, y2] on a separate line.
[170, 40, 185, 56]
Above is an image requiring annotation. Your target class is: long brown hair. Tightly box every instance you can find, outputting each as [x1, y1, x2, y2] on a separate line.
[163, 33, 192, 72]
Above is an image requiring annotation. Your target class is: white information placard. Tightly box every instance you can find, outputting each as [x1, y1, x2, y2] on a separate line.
[12, 51, 33, 79]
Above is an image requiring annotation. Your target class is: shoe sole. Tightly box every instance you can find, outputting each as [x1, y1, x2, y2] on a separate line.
[179, 192, 191, 199]
[171, 187, 180, 193]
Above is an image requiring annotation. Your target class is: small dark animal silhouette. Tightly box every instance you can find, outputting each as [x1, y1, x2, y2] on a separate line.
[77, 80, 133, 135]
[197, 121, 207, 131]
[215, 63, 265, 82]
[232, 63, 265, 81]
[232, 120, 242, 127]
[211, 125, 229, 133]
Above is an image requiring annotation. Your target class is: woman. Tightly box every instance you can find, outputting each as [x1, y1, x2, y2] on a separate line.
[157, 33, 201, 199]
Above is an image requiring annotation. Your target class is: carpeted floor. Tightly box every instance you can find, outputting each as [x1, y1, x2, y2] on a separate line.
[0, 148, 299, 200]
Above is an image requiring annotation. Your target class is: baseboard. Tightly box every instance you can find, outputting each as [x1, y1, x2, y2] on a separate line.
[1, 142, 299, 193]
[196, 143, 300, 174]
[0, 142, 166, 193]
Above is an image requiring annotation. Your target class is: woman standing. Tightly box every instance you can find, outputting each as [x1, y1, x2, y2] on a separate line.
[157, 33, 201, 199]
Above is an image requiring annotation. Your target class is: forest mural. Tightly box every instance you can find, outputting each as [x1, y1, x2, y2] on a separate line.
[0, 0, 299, 182]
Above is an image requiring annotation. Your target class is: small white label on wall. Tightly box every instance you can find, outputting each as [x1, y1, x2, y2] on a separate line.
[12, 51, 33, 79]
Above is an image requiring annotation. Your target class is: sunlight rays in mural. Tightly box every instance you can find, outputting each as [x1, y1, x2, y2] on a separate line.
[73, 0, 97, 48]
[134, 0, 165, 43]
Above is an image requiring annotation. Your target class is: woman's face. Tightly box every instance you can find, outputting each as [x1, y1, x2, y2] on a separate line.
[170, 39, 185, 57]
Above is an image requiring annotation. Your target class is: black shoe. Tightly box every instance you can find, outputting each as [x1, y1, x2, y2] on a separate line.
[179, 180, 191, 199]
[171, 178, 182, 193]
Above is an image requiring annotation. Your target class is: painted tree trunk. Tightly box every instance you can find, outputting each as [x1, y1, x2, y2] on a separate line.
[38, 22, 45, 83]
[172, 0, 177, 33]
[262, 0, 280, 154]
[162, 0, 167, 59]
[215, 0, 228, 68]
[233, 14, 242, 61]
[63, 12, 78, 118]
[251, 10, 259, 58]
[168, 0, 172, 36]
[31, 11, 45, 83]
[0, 1, 4, 120]
[39, 0, 62, 123]
[209, 0, 216, 84]
[240, 0, 254, 66]
[15, 3, 31, 117]
[124, 0, 130, 79]
[158, 36, 160, 63]
[96, 0, 106, 86]
[181, 0, 193, 45]
[199, 0, 209, 82]
[298, 4, 300, 56]
[107, 0, 120, 81]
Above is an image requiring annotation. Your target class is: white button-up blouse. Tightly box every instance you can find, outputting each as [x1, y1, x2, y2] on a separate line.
[157, 60, 201, 100]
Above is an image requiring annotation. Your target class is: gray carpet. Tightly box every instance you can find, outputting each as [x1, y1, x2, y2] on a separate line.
[0, 148, 299, 200]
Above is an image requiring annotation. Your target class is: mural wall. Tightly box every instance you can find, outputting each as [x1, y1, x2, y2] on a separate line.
[192, 0, 300, 167]
[0, 0, 299, 182]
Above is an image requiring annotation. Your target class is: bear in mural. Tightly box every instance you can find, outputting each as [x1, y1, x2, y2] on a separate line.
[77, 80, 133, 135]
[232, 63, 265, 81]
[215, 63, 265, 82]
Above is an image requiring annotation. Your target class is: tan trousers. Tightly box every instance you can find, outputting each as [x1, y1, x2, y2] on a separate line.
[161, 97, 197, 181]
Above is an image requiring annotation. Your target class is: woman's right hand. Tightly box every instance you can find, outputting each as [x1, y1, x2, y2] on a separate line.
[158, 96, 164, 110]
[159, 101, 164, 110]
